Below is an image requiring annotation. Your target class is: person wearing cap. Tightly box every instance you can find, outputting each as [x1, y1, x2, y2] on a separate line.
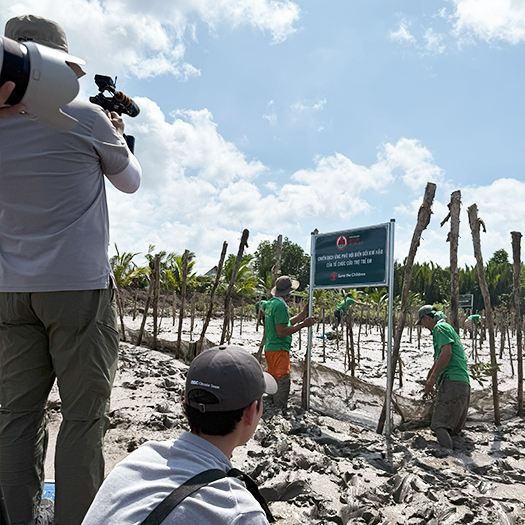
[0, 14, 141, 525]
[81, 345, 277, 525]
[464, 313, 483, 334]
[416, 305, 470, 449]
[264, 276, 314, 408]
[332, 293, 368, 329]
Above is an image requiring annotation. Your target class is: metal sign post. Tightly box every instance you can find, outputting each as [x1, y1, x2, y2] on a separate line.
[385, 219, 395, 437]
[307, 221, 395, 419]
[306, 230, 317, 411]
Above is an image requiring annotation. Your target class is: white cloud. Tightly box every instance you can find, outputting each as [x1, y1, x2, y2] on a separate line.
[263, 100, 278, 125]
[291, 98, 327, 112]
[423, 28, 446, 54]
[380, 138, 443, 190]
[194, 0, 300, 44]
[116, 100, 446, 251]
[390, 22, 417, 44]
[112, 99, 519, 272]
[129, 98, 266, 189]
[451, 0, 525, 45]
[1, 0, 300, 79]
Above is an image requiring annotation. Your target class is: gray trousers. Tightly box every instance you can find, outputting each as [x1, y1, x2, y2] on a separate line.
[272, 374, 291, 409]
[431, 376, 470, 435]
[0, 289, 119, 525]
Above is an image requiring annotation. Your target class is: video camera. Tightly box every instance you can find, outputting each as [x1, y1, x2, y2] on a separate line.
[89, 74, 139, 153]
[0, 35, 85, 131]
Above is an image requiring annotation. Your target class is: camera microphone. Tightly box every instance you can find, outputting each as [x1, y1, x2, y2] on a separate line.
[112, 90, 140, 118]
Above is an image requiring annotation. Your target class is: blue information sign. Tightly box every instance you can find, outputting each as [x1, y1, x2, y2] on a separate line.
[313, 223, 390, 289]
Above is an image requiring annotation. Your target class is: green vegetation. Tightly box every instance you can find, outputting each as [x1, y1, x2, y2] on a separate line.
[112, 241, 524, 314]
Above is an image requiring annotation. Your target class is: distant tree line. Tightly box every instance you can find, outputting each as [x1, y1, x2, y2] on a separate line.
[111, 240, 524, 315]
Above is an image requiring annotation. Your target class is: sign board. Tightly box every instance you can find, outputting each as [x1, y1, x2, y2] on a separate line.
[313, 223, 390, 289]
[458, 294, 474, 309]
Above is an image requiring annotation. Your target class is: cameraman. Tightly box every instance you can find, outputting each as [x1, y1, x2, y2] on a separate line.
[0, 14, 141, 525]
[0, 81, 25, 117]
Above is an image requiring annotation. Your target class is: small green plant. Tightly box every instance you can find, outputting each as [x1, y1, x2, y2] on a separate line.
[468, 361, 501, 386]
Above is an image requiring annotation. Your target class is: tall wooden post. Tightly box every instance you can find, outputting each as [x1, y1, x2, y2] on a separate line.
[255, 294, 262, 332]
[220, 229, 249, 345]
[137, 274, 154, 347]
[199, 242, 228, 353]
[441, 190, 461, 333]
[115, 287, 127, 342]
[377, 182, 436, 434]
[176, 250, 189, 355]
[468, 204, 500, 425]
[152, 254, 160, 350]
[190, 293, 196, 339]
[511, 231, 523, 415]
[322, 307, 326, 363]
[348, 310, 355, 376]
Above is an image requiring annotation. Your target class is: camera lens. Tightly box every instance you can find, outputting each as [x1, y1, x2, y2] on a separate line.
[0, 36, 30, 104]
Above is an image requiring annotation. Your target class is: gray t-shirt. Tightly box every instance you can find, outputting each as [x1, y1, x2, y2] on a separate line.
[0, 101, 130, 292]
[81, 432, 270, 525]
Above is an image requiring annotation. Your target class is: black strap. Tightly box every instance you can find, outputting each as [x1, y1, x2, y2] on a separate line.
[139, 468, 274, 525]
[228, 468, 275, 523]
[0, 485, 11, 525]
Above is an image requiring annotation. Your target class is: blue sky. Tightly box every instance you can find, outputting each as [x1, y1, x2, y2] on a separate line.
[3, 0, 525, 274]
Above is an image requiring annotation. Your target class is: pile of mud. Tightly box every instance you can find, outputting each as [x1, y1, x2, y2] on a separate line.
[46, 342, 521, 525]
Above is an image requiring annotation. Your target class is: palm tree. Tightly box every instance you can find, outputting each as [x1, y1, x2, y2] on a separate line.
[110, 244, 151, 340]
[221, 254, 260, 298]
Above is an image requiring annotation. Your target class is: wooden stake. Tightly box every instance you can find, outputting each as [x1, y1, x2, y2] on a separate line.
[255, 294, 262, 332]
[240, 298, 244, 336]
[220, 229, 249, 345]
[511, 231, 523, 415]
[190, 293, 196, 339]
[137, 276, 154, 347]
[322, 307, 326, 363]
[132, 288, 139, 321]
[441, 190, 461, 333]
[176, 250, 189, 356]
[152, 255, 160, 350]
[158, 293, 167, 331]
[115, 286, 127, 342]
[349, 311, 355, 375]
[199, 242, 228, 353]
[377, 182, 436, 434]
[468, 204, 500, 425]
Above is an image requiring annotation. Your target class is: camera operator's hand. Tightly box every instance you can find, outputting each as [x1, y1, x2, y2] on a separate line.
[0, 82, 25, 118]
[105, 110, 124, 136]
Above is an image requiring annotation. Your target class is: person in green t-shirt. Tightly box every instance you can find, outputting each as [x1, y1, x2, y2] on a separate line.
[416, 305, 470, 450]
[264, 276, 314, 408]
[332, 294, 368, 328]
[464, 314, 482, 334]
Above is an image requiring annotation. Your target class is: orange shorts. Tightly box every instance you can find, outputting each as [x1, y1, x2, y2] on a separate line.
[265, 350, 290, 381]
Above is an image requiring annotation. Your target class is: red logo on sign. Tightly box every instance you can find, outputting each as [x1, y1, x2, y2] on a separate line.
[336, 235, 347, 251]
[330, 272, 338, 281]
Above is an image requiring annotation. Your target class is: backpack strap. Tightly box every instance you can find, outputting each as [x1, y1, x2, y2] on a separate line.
[139, 468, 275, 525]
[139, 469, 226, 525]
[227, 468, 275, 523]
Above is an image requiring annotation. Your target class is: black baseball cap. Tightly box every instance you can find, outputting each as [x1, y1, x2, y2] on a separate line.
[416, 304, 436, 325]
[186, 345, 277, 412]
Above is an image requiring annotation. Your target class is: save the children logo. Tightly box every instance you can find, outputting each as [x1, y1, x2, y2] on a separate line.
[336, 235, 347, 251]
[330, 271, 338, 281]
